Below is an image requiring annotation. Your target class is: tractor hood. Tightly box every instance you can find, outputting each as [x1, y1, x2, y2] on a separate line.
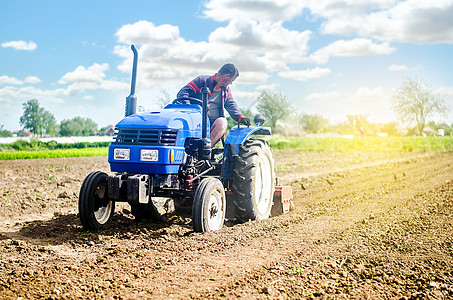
[115, 104, 203, 131]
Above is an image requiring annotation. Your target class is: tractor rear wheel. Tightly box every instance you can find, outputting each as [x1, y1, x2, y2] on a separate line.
[79, 171, 115, 231]
[192, 178, 226, 232]
[231, 138, 275, 222]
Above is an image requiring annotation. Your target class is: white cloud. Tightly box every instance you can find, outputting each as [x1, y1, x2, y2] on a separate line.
[116, 20, 180, 45]
[116, 2, 449, 91]
[0, 85, 65, 106]
[278, 67, 331, 81]
[58, 63, 129, 95]
[234, 72, 269, 85]
[99, 80, 130, 91]
[0, 75, 41, 86]
[24, 76, 41, 84]
[305, 87, 392, 122]
[1, 40, 37, 51]
[59, 63, 109, 84]
[115, 19, 311, 88]
[309, 39, 396, 64]
[0, 75, 23, 85]
[437, 86, 453, 121]
[202, 1, 453, 44]
[203, 0, 306, 21]
[0, 86, 16, 105]
[318, 0, 453, 44]
[256, 83, 279, 91]
[209, 19, 311, 69]
[388, 64, 408, 71]
[233, 89, 261, 106]
[435, 86, 453, 114]
[305, 0, 396, 18]
[307, 91, 343, 103]
[0, 62, 129, 125]
[62, 81, 128, 97]
[437, 86, 453, 97]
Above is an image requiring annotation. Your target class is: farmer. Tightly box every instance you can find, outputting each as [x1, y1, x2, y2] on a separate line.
[177, 63, 250, 146]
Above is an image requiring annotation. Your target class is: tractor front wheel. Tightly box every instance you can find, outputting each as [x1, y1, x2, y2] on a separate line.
[79, 171, 115, 231]
[231, 138, 275, 222]
[192, 178, 226, 232]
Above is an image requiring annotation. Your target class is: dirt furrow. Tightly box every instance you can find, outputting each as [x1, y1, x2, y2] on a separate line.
[0, 152, 451, 299]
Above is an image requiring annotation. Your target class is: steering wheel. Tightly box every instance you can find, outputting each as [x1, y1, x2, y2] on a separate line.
[172, 97, 203, 106]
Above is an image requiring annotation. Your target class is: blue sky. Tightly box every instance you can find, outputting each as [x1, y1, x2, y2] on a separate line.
[1, 0, 452, 131]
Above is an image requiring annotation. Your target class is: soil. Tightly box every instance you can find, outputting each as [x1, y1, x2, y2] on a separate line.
[0, 151, 452, 299]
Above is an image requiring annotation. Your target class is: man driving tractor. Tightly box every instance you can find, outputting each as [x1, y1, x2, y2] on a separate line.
[177, 63, 251, 146]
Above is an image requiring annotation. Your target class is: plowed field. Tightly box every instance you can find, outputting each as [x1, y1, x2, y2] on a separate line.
[0, 151, 452, 299]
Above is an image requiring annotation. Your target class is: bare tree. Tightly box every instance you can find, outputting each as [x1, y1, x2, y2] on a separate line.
[391, 78, 449, 135]
[154, 90, 172, 109]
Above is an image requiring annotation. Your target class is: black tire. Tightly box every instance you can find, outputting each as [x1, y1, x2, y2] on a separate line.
[231, 138, 275, 222]
[130, 201, 162, 222]
[79, 171, 115, 231]
[192, 178, 226, 232]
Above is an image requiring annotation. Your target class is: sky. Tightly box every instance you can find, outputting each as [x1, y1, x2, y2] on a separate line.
[1, 0, 453, 131]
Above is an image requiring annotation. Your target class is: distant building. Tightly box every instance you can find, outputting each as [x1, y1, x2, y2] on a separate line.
[422, 127, 435, 136]
[103, 125, 116, 136]
[17, 130, 34, 137]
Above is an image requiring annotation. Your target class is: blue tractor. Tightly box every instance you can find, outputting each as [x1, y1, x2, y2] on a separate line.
[78, 45, 278, 232]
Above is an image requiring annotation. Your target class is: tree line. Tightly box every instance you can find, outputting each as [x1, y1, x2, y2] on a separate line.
[229, 77, 451, 136]
[0, 99, 102, 137]
[1, 77, 450, 138]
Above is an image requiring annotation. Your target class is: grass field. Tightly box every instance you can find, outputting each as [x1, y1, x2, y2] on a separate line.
[267, 136, 453, 152]
[0, 136, 451, 160]
[0, 147, 108, 160]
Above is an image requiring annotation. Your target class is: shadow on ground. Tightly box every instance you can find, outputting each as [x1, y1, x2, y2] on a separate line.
[1, 211, 198, 246]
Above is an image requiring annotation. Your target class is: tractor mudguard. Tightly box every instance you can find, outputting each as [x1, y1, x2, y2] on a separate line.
[222, 125, 271, 179]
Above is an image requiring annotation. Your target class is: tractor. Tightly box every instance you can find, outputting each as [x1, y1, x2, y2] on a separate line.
[78, 45, 291, 232]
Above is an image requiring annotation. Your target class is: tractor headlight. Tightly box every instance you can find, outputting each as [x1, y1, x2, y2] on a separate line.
[170, 148, 174, 163]
[141, 149, 159, 161]
[114, 148, 130, 160]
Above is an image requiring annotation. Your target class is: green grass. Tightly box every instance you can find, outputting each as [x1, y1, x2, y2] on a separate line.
[0, 140, 111, 151]
[266, 136, 453, 153]
[1, 136, 452, 161]
[0, 147, 108, 160]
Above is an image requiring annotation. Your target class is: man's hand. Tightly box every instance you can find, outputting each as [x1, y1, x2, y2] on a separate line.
[239, 117, 251, 126]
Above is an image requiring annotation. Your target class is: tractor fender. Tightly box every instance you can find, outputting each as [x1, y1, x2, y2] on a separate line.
[223, 125, 271, 179]
[224, 125, 271, 147]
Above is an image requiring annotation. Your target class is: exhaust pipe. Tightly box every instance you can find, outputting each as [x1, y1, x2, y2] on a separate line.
[125, 44, 138, 117]
[200, 87, 211, 160]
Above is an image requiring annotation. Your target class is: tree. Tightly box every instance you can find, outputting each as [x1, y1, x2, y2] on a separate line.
[381, 122, 400, 136]
[60, 117, 98, 136]
[226, 107, 253, 130]
[42, 110, 58, 136]
[0, 125, 13, 137]
[19, 99, 57, 136]
[427, 121, 452, 136]
[346, 114, 372, 136]
[256, 89, 293, 129]
[154, 90, 172, 109]
[391, 78, 449, 135]
[299, 113, 330, 133]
